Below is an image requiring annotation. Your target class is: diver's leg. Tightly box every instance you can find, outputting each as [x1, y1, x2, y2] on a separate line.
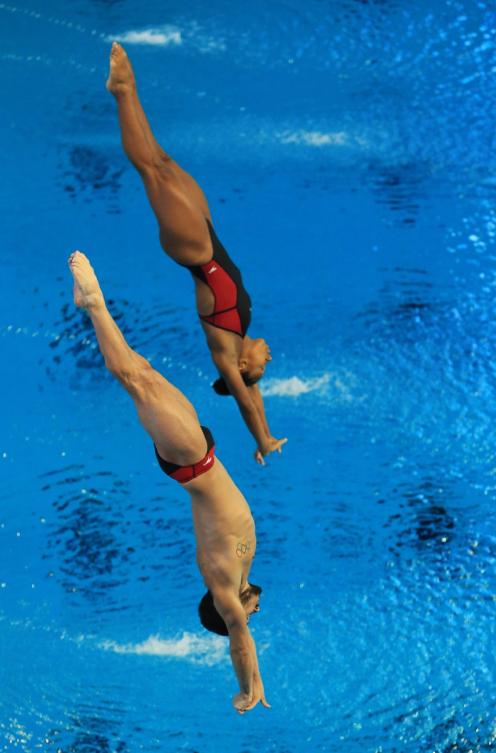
[107, 43, 211, 264]
[107, 43, 210, 215]
[68, 251, 206, 464]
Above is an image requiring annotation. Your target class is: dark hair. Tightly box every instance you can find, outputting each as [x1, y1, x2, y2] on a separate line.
[198, 584, 263, 635]
[240, 583, 262, 603]
[213, 373, 261, 396]
[198, 591, 229, 636]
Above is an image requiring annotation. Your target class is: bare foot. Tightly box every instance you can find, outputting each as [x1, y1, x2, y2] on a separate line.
[68, 251, 105, 310]
[106, 42, 136, 95]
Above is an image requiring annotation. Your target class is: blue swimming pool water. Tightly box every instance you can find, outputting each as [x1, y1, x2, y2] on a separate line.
[2, 0, 496, 750]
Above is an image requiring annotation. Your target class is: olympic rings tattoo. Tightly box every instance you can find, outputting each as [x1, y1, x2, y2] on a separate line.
[235, 541, 251, 558]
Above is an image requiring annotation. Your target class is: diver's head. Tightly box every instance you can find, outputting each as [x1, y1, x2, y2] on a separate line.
[212, 337, 271, 396]
[239, 337, 272, 383]
[198, 584, 263, 636]
[239, 582, 262, 622]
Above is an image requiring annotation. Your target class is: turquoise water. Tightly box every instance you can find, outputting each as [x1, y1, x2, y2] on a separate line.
[2, 1, 496, 751]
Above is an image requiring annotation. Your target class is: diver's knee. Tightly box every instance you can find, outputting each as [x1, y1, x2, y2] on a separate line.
[107, 358, 153, 393]
[138, 152, 175, 182]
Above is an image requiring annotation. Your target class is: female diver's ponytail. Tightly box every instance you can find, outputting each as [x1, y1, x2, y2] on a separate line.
[212, 377, 231, 396]
[212, 373, 261, 396]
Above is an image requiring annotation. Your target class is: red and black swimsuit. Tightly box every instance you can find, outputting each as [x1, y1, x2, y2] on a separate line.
[154, 425, 216, 485]
[186, 219, 252, 338]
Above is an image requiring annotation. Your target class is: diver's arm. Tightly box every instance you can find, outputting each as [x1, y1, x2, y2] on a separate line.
[212, 590, 254, 706]
[230, 622, 271, 713]
[209, 578, 270, 713]
[244, 631, 271, 712]
[212, 355, 271, 458]
[247, 383, 271, 438]
[228, 620, 255, 701]
[247, 386, 288, 462]
[224, 369, 288, 463]
[246, 629, 262, 680]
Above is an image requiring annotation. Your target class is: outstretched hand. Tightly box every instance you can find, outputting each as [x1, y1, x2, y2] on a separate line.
[232, 678, 271, 714]
[254, 436, 288, 465]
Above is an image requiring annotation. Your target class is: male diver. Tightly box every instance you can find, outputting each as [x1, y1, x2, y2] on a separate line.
[106, 42, 287, 465]
[68, 250, 270, 715]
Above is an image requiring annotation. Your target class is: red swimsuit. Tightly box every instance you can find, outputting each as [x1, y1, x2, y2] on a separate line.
[154, 425, 215, 484]
[186, 220, 252, 338]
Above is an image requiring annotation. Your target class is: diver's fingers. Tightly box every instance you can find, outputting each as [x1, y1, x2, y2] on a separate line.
[254, 450, 265, 466]
[243, 698, 259, 711]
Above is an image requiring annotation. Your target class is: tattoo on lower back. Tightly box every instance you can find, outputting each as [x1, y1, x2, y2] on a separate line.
[235, 540, 251, 558]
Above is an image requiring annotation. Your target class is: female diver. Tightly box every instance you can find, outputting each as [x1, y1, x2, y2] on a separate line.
[107, 43, 287, 464]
